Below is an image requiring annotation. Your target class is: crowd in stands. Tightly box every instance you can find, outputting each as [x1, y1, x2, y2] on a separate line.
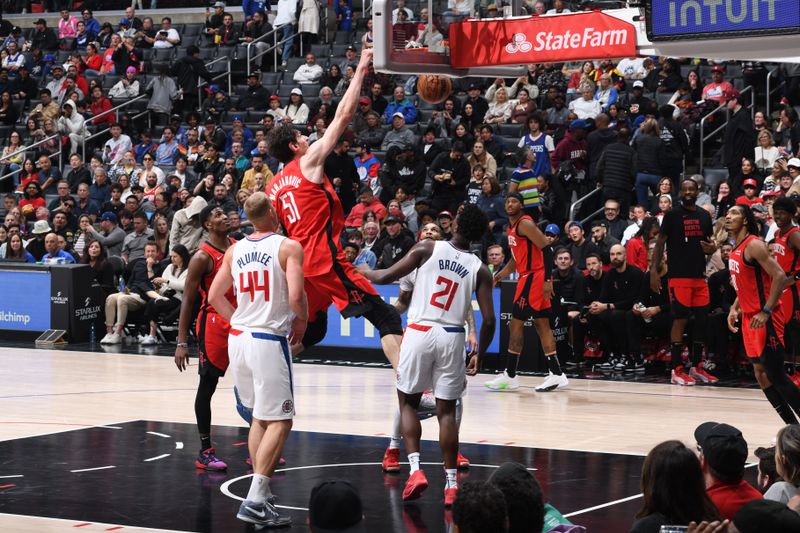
[0, 2, 799, 369]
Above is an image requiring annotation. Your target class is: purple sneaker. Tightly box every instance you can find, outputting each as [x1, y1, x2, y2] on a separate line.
[195, 447, 227, 471]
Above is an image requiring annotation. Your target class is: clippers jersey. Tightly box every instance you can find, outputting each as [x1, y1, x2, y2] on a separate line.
[268, 159, 345, 277]
[407, 241, 482, 327]
[774, 227, 800, 275]
[230, 233, 292, 335]
[729, 235, 774, 314]
[198, 239, 236, 314]
[508, 215, 543, 276]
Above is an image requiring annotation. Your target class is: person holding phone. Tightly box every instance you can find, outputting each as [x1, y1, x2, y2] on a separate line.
[153, 17, 180, 49]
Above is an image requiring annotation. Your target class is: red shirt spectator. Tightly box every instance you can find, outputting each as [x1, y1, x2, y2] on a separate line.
[702, 66, 735, 103]
[735, 179, 763, 207]
[90, 92, 115, 127]
[345, 187, 386, 227]
[625, 235, 647, 271]
[707, 480, 762, 520]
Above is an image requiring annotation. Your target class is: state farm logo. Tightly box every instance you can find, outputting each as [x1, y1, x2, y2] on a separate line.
[505, 33, 532, 54]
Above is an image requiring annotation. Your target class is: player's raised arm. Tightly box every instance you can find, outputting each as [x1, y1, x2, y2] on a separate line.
[302, 48, 373, 171]
[362, 240, 434, 285]
[208, 246, 236, 323]
[468, 264, 496, 375]
[280, 238, 308, 345]
[175, 249, 210, 371]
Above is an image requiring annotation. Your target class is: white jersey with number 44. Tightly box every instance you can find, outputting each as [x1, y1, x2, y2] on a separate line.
[407, 241, 482, 327]
[230, 233, 292, 335]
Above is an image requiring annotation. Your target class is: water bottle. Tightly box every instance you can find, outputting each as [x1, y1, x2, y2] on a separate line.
[90, 322, 96, 345]
[638, 302, 652, 323]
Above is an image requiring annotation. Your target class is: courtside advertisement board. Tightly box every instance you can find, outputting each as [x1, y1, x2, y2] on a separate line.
[0, 269, 51, 331]
[646, 0, 800, 41]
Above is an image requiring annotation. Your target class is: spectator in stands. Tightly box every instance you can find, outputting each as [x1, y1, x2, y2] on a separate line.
[597, 128, 636, 214]
[57, 100, 85, 156]
[133, 130, 157, 164]
[429, 141, 470, 212]
[763, 425, 800, 504]
[284, 88, 310, 125]
[552, 118, 589, 199]
[654, 58, 683, 94]
[147, 65, 179, 124]
[24, 218, 49, 259]
[375, 215, 414, 268]
[170, 195, 207, 253]
[216, 13, 239, 45]
[35, 154, 60, 195]
[80, 238, 115, 298]
[631, 440, 720, 532]
[381, 113, 415, 152]
[755, 131, 781, 176]
[477, 176, 507, 242]
[367, 82, 388, 117]
[153, 17, 180, 49]
[702, 66, 735, 103]
[736, 179, 763, 208]
[237, 72, 271, 112]
[31, 19, 57, 52]
[346, 185, 386, 228]
[112, 37, 142, 79]
[58, 9, 78, 39]
[566, 221, 598, 270]
[658, 104, 689, 184]
[695, 421, 762, 520]
[569, 83, 602, 120]
[484, 86, 513, 125]
[356, 111, 385, 149]
[140, 243, 189, 345]
[383, 86, 416, 124]
[73, 182, 100, 222]
[86, 212, 126, 257]
[204, 1, 228, 39]
[90, 168, 111, 206]
[155, 126, 181, 166]
[467, 141, 497, 180]
[43, 65, 65, 100]
[293, 52, 324, 85]
[202, 119, 226, 152]
[121, 210, 154, 263]
[41, 232, 74, 263]
[208, 185, 235, 216]
[594, 74, 618, 112]
[778, 107, 800, 157]
[273, 0, 298, 69]
[133, 17, 157, 49]
[29, 88, 59, 124]
[0, 129, 23, 177]
[103, 123, 133, 166]
[10, 65, 36, 105]
[590, 220, 619, 264]
[169, 47, 214, 117]
[124, 7, 144, 30]
[724, 91, 757, 193]
[81, 9, 101, 36]
[754, 446, 780, 495]
[3, 41, 23, 76]
[243, 11, 272, 68]
[633, 118, 663, 206]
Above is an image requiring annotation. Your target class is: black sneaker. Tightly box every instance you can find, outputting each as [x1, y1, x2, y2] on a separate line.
[614, 357, 627, 371]
[599, 357, 617, 371]
[633, 357, 646, 373]
[237, 499, 291, 527]
[624, 358, 636, 373]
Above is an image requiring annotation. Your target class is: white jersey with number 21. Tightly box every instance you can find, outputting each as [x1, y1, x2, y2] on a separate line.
[406, 241, 481, 327]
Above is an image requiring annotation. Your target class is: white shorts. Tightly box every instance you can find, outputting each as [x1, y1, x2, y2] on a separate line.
[397, 323, 467, 401]
[228, 328, 295, 421]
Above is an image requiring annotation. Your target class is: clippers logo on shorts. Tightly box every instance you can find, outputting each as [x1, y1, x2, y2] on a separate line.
[281, 400, 294, 414]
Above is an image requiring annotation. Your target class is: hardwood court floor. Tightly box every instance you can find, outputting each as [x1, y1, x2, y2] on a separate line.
[0, 346, 782, 532]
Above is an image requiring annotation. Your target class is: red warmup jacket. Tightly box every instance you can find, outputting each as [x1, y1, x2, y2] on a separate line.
[345, 197, 386, 227]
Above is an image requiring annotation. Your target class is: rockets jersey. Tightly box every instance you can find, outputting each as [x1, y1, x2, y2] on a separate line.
[230, 233, 291, 334]
[773, 227, 800, 275]
[729, 235, 773, 314]
[198, 239, 236, 315]
[407, 241, 482, 327]
[267, 158, 345, 277]
[508, 215, 543, 276]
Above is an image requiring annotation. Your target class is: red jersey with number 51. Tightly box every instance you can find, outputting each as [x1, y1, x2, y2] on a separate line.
[268, 159, 344, 277]
[507, 215, 543, 276]
[728, 235, 774, 314]
[407, 241, 482, 327]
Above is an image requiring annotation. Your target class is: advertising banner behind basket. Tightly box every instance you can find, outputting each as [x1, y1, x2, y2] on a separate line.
[448, 12, 637, 68]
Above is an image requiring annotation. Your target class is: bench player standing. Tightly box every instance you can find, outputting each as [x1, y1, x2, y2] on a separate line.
[174, 206, 233, 470]
[265, 47, 403, 363]
[650, 178, 718, 385]
[487, 192, 568, 392]
[726, 204, 800, 424]
[208, 192, 307, 527]
[772, 197, 800, 387]
[364, 204, 496, 506]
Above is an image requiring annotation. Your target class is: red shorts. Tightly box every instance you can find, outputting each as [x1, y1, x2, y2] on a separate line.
[196, 310, 230, 376]
[305, 260, 379, 319]
[780, 285, 800, 323]
[742, 307, 785, 362]
[668, 278, 709, 318]
[512, 271, 551, 321]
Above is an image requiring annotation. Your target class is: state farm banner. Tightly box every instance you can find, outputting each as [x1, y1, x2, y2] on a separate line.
[448, 12, 637, 68]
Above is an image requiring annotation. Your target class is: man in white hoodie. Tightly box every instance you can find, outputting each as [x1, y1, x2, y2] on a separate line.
[57, 100, 85, 156]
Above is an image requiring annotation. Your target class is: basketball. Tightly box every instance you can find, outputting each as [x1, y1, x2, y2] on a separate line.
[416, 75, 453, 105]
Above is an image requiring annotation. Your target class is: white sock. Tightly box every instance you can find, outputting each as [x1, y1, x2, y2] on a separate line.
[246, 474, 271, 502]
[445, 468, 457, 489]
[389, 410, 402, 449]
[408, 452, 421, 473]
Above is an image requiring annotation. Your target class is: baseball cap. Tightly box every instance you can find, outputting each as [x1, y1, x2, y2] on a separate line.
[743, 178, 758, 188]
[506, 191, 524, 203]
[569, 119, 588, 130]
[725, 88, 741, 101]
[290, 87, 302, 96]
[438, 210, 453, 219]
[346, 44, 356, 51]
[632, 80, 644, 88]
[392, 112, 405, 120]
[213, 1, 226, 7]
[232, 114, 243, 122]
[99, 212, 118, 223]
[467, 82, 480, 91]
[762, 189, 781, 198]
[51, 64, 64, 71]
[204, 116, 217, 124]
[126, 66, 137, 74]
[269, 95, 279, 101]
[308, 480, 365, 532]
[694, 422, 748, 480]
[733, 499, 800, 533]
[752, 203, 768, 214]
[357, 142, 370, 152]
[545, 223, 560, 236]
[711, 65, 724, 73]
[35, 18, 46, 25]
[787, 157, 800, 169]
[592, 219, 609, 228]
[359, 97, 370, 105]
[384, 215, 401, 225]
[43, 53, 56, 62]
[567, 220, 583, 230]
[247, 71, 260, 78]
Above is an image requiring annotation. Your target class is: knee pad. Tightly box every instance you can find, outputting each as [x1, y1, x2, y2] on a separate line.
[302, 310, 328, 348]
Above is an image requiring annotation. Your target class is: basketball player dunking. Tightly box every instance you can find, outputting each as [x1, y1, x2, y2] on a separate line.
[363, 204, 495, 506]
[772, 197, 800, 387]
[265, 47, 403, 363]
[726, 204, 800, 425]
[174, 206, 234, 471]
[487, 192, 568, 392]
[208, 192, 307, 527]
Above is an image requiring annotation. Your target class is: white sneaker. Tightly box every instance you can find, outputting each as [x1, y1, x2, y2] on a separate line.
[140, 335, 158, 345]
[99, 333, 113, 344]
[535, 372, 569, 392]
[104, 333, 122, 345]
[485, 371, 520, 392]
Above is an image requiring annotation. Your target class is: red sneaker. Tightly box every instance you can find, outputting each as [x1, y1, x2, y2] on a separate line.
[671, 365, 696, 386]
[444, 487, 457, 507]
[690, 363, 719, 384]
[791, 372, 800, 389]
[402, 470, 429, 501]
[382, 448, 401, 473]
[457, 452, 470, 469]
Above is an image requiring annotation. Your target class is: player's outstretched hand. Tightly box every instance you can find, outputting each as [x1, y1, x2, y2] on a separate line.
[288, 316, 307, 348]
[358, 47, 373, 69]
[700, 238, 717, 255]
[466, 354, 481, 375]
[687, 520, 729, 533]
[174, 345, 189, 372]
[727, 311, 740, 333]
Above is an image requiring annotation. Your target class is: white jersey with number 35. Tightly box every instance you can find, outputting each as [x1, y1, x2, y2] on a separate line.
[407, 241, 481, 327]
[230, 233, 292, 335]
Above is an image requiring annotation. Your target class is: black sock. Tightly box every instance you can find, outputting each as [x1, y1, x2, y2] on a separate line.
[691, 342, 704, 367]
[546, 353, 563, 376]
[200, 435, 212, 452]
[764, 386, 799, 425]
[670, 343, 683, 369]
[505, 352, 520, 378]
